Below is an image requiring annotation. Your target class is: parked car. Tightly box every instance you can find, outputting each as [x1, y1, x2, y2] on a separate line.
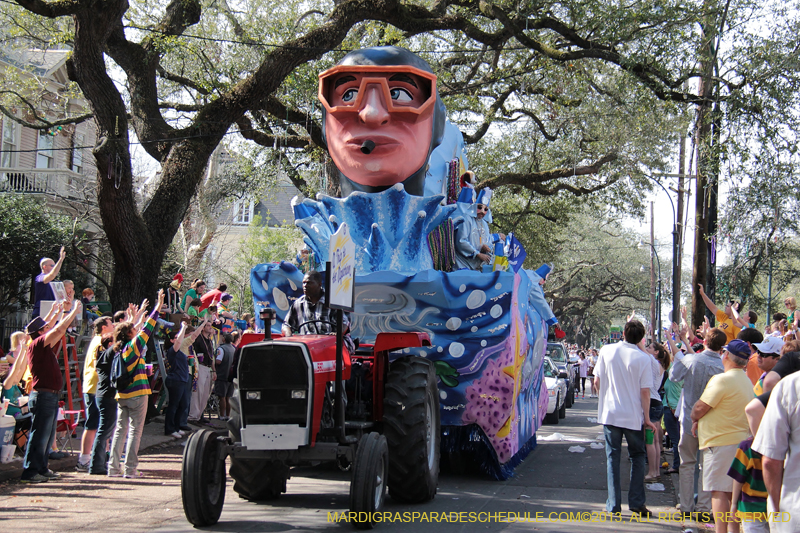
[543, 356, 567, 424]
[546, 342, 577, 407]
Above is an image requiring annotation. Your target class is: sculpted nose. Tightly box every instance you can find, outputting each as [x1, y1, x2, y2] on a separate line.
[358, 85, 390, 126]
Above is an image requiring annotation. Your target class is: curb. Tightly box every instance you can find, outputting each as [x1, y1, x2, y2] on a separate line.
[0, 417, 227, 485]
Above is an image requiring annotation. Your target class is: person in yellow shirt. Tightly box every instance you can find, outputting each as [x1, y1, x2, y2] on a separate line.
[691, 339, 755, 533]
[76, 316, 114, 471]
[698, 284, 740, 343]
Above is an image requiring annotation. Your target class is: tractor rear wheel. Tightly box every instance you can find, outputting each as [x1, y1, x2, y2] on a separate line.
[350, 432, 388, 529]
[181, 429, 226, 526]
[227, 412, 288, 501]
[383, 356, 440, 503]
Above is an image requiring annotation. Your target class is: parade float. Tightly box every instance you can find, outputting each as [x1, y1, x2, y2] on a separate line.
[250, 46, 558, 479]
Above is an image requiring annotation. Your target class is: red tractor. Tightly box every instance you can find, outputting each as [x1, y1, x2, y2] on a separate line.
[180, 327, 440, 529]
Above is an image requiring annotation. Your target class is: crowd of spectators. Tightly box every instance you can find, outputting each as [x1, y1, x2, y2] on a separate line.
[1, 251, 254, 483]
[594, 287, 799, 533]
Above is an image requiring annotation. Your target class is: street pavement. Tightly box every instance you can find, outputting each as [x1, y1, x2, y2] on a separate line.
[0, 396, 694, 533]
[151, 395, 686, 533]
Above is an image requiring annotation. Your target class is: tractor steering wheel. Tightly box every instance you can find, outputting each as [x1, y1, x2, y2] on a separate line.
[292, 319, 335, 334]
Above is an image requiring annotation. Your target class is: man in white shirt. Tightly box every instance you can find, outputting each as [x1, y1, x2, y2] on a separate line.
[752, 372, 800, 533]
[594, 320, 656, 516]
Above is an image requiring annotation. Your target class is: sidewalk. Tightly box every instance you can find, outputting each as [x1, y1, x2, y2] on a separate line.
[0, 414, 227, 483]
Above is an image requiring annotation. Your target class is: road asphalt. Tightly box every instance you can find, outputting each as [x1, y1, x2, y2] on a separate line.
[156, 395, 688, 533]
[1, 395, 703, 533]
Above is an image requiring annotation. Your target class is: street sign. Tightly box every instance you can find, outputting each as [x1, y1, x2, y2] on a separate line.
[328, 222, 355, 311]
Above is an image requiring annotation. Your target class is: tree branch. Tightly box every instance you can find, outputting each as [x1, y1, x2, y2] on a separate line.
[479, 153, 619, 193]
[156, 67, 211, 96]
[234, 115, 312, 150]
[14, 0, 78, 18]
[0, 95, 93, 129]
[462, 86, 515, 143]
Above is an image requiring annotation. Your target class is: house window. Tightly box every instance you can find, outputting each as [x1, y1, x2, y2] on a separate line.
[36, 130, 54, 168]
[232, 199, 254, 225]
[1, 117, 19, 167]
[72, 133, 84, 174]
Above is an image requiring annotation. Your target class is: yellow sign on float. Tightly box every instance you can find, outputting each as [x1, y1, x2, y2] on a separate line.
[328, 222, 355, 311]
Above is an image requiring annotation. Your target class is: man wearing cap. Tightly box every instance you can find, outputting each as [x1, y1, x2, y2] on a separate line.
[760, 336, 796, 393]
[750, 336, 784, 395]
[690, 339, 755, 533]
[31, 246, 67, 319]
[21, 299, 83, 483]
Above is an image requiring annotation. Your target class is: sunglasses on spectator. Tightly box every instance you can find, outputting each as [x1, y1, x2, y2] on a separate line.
[756, 351, 779, 359]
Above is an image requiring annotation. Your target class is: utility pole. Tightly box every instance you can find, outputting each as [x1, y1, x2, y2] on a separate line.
[766, 241, 773, 322]
[650, 202, 656, 342]
[674, 134, 686, 325]
[691, 0, 726, 332]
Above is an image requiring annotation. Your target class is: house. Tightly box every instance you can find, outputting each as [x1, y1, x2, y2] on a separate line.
[0, 48, 98, 210]
[0, 48, 101, 328]
[207, 146, 302, 273]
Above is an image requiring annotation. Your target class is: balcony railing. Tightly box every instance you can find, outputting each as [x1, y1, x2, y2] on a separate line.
[0, 167, 88, 198]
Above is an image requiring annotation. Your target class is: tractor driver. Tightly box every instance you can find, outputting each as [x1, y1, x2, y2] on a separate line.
[281, 271, 355, 354]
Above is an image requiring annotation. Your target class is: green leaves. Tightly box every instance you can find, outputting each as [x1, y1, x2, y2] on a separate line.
[0, 195, 74, 315]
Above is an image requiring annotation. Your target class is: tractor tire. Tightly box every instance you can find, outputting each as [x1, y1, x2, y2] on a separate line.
[383, 356, 440, 503]
[181, 429, 226, 527]
[350, 432, 388, 530]
[544, 395, 560, 424]
[227, 412, 288, 501]
[559, 398, 566, 419]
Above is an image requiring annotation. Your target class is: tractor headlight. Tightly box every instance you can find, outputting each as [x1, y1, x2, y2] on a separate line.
[246, 391, 261, 400]
[291, 390, 306, 399]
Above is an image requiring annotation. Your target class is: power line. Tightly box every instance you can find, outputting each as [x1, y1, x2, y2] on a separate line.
[0, 126, 308, 154]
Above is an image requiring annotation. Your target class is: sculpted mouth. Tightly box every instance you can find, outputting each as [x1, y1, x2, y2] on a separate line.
[346, 136, 401, 148]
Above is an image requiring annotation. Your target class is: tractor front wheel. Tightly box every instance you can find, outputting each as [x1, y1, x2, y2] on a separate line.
[350, 432, 388, 529]
[383, 356, 440, 503]
[181, 429, 226, 526]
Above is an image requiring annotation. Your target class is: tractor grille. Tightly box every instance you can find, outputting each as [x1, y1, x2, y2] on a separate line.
[238, 343, 310, 426]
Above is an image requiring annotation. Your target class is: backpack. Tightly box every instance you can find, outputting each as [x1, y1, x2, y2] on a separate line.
[110, 350, 135, 391]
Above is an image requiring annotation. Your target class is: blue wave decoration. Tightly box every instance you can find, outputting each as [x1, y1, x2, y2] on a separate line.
[293, 184, 456, 273]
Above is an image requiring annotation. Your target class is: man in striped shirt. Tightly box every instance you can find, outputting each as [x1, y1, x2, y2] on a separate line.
[108, 290, 165, 479]
[728, 401, 769, 533]
[282, 271, 354, 354]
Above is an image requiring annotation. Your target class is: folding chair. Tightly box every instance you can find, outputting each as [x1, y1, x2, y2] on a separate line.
[55, 402, 82, 455]
[13, 413, 32, 454]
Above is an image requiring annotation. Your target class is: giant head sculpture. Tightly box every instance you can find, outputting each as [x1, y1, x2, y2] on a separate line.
[319, 46, 447, 196]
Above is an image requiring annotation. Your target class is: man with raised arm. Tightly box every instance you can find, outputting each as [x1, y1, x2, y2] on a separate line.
[31, 246, 67, 319]
[698, 284, 741, 344]
[21, 299, 83, 483]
